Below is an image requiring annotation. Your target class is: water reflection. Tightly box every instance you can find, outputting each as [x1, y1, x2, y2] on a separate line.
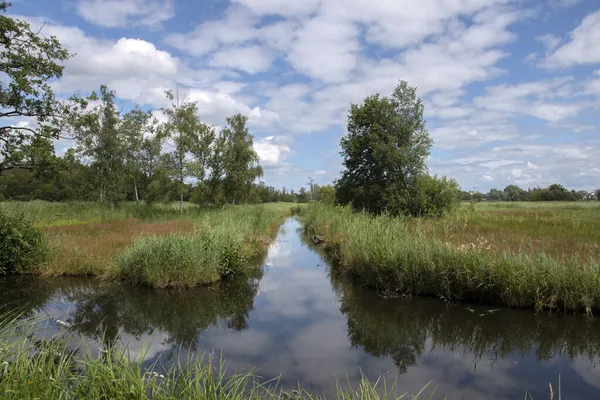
[0, 274, 260, 350]
[333, 276, 600, 368]
[1, 218, 600, 399]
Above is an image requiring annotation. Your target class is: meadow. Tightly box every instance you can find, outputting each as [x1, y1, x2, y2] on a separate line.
[301, 201, 600, 313]
[0, 201, 291, 288]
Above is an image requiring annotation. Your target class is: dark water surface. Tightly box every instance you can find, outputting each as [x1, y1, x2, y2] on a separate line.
[2, 218, 600, 399]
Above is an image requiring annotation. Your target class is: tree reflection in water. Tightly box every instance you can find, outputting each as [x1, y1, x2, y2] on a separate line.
[0, 271, 261, 350]
[331, 272, 600, 374]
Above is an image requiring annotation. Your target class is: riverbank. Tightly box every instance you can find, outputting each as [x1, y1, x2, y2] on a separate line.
[1, 201, 291, 288]
[301, 202, 600, 313]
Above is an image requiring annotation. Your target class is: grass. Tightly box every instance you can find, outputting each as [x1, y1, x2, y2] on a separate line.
[300, 202, 600, 313]
[0, 315, 437, 400]
[0, 201, 292, 288]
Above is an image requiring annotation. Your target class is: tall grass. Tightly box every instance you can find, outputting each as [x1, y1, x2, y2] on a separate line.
[117, 204, 290, 288]
[301, 203, 600, 313]
[0, 201, 291, 287]
[117, 231, 244, 288]
[0, 316, 436, 400]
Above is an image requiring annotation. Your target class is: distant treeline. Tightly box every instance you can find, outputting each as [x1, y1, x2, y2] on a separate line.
[461, 184, 599, 202]
[0, 166, 319, 204]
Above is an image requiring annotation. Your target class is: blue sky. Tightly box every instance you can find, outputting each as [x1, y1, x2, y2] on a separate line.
[9, 0, 600, 192]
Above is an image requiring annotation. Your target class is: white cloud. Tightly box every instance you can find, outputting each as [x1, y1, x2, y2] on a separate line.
[287, 16, 359, 83]
[16, 16, 181, 103]
[542, 9, 600, 68]
[253, 136, 292, 168]
[210, 45, 274, 74]
[165, 8, 257, 57]
[74, 0, 175, 28]
[231, 0, 320, 17]
[472, 77, 583, 122]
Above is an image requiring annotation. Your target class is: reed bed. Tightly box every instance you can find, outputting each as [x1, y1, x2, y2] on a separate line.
[301, 203, 600, 313]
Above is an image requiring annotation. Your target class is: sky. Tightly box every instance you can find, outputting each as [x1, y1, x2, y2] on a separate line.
[8, 0, 600, 192]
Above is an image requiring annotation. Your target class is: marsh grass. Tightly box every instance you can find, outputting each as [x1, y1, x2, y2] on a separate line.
[0, 316, 436, 400]
[301, 203, 600, 312]
[1, 201, 291, 287]
[117, 231, 242, 288]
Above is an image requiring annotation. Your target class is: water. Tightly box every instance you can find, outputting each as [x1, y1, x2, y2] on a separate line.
[2, 218, 600, 399]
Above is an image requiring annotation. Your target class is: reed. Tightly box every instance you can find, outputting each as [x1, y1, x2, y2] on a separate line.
[300, 203, 600, 313]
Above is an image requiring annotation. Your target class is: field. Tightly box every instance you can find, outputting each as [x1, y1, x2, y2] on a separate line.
[1, 201, 291, 287]
[301, 201, 600, 313]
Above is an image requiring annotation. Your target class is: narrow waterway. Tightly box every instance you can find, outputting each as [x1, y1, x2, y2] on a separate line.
[2, 218, 600, 399]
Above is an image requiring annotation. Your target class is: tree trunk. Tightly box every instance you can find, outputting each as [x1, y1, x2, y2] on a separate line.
[134, 177, 139, 205]
[180, 194, 183, 213]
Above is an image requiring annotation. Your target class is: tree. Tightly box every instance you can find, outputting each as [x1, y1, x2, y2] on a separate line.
[297, 187, 310, 203]
[221, 114, 263, 204]
[317, 185, 336, 205]
[0, 2, 76, 174]
[70, 86, 125, 206]
[487, 188, 507, 201]
[504, 184, 527, 201]
[161, 91, 210, 212]
[187, 116, 215, 200]
[336, 80, 455, 217]
[121, 106, 153, 204]
[308, 177, 318, 202]
[595, 189, 600, 201]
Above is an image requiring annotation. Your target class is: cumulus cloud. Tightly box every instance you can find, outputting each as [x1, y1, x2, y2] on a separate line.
[253, 136, 292, 168]
[542, 9, 600, 68]
[74, 0, 175, 28]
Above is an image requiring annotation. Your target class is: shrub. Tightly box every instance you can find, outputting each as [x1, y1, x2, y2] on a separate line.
[0, 207, 47, 274]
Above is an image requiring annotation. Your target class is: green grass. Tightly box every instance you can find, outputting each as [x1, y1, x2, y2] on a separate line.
[301, 202, 600, 313]
[0, 201, 292, 288]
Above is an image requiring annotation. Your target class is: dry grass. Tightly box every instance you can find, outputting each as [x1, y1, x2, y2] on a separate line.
[42, 219, 196, 277]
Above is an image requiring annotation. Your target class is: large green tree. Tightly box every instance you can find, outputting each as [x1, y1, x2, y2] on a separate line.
[160, 91, 214, 211]
[221, 114, 263, 204]
[121, 106, 153, 204]
[503, 184, 528, 201]
[71, 86, 125, 206]
[0, 2, 76, 174]
[336, 80, 454, 216]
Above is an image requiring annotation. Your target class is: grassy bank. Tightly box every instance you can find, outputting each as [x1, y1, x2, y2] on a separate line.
[301, 202, 600, 313]
[1, 201, 291, 288]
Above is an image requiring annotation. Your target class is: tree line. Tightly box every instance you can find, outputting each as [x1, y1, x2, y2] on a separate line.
[461, 184, 599, 202]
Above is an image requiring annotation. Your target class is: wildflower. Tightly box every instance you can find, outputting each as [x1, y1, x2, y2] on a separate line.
[28, 381, 33, 385]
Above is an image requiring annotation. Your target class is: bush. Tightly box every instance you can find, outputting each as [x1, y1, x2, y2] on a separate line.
[0, 208, 47, 274]
[412, 175, 460, 217]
